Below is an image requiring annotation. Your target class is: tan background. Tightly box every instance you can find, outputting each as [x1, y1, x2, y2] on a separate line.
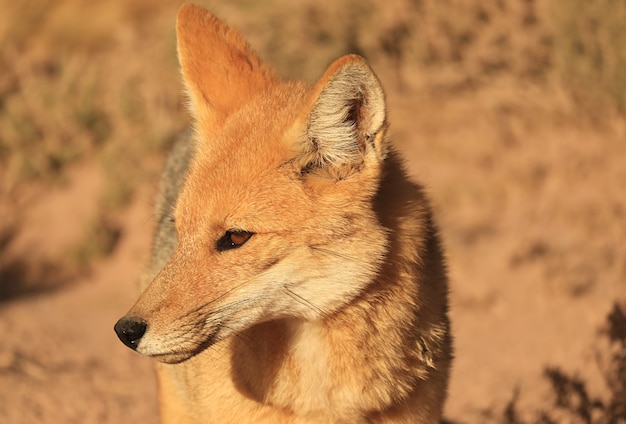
[1, 0, 625, 422]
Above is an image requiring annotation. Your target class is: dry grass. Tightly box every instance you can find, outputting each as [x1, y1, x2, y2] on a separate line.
[212, 0, 554, 90]
[2, 0, 624, 199]
[0, 0, 186, 198]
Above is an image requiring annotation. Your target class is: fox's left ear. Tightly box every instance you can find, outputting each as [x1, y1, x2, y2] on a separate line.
[294, 55, 387, 179]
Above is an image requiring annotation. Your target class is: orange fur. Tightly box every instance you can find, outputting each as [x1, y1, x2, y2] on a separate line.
[115, 3, 452, 423]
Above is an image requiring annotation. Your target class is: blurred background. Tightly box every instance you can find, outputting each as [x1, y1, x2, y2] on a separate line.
[0, 0, 624, 422]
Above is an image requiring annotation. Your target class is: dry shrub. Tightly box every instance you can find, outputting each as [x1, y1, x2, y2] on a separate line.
[501, 302, 626, 424]
[549, 0, 626, 113]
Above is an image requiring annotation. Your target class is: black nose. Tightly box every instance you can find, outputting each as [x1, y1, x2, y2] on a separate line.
[114, 316, 147, 350]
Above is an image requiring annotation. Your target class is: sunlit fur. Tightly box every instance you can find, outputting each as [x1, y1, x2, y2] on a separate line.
[118, 3, 452, 423]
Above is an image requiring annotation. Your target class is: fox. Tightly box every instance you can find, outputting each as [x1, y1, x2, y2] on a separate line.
[114, 3, 452, 423]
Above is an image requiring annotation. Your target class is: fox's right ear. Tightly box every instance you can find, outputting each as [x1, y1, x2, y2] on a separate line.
[176, 3, 277, 130]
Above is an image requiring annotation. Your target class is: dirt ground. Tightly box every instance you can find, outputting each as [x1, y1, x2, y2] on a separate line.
[1, 1, 625, 423]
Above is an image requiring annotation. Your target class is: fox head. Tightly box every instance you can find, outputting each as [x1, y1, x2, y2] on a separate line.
[115, 3, 391, 363]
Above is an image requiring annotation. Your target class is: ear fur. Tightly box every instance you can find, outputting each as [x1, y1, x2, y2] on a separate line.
[296, 55, 387, 178]
[176, 3, 278, 128]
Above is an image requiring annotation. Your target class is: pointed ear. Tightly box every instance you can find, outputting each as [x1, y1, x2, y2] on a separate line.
[176, 3, 277, 129]
[295, 55, 387, 178]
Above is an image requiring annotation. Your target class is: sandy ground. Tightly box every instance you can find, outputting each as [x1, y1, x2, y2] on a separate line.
[0, 179, 158, 423]
[1, 2, 625, 423]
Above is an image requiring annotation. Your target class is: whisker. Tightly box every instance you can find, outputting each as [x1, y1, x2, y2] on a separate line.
[223, 325, 263, 360]
[159, 297, 273, 356]
[283, 287, 326, 317]
[173, 274, 266, 324]
[309, 245, 375, 268]
[207, 297, 264, 323]
[151, 191, 176, 222]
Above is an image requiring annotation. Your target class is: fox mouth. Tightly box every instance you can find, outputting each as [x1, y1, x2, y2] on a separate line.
[144, 324, 223, 364]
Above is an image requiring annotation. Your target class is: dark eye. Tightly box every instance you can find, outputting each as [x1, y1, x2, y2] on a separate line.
[216, 230, 253, 252]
